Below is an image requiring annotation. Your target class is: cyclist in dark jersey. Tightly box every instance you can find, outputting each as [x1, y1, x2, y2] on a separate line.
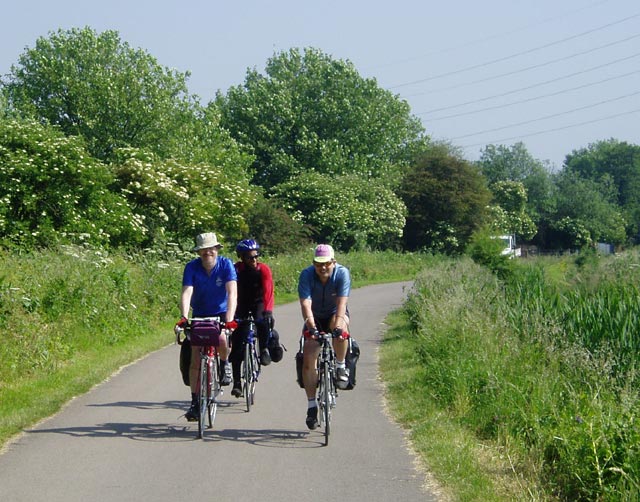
[230, 239, 275, 398]
[298, 244, 351, 430]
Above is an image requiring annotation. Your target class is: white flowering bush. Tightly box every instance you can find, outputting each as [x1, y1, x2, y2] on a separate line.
[111, 148, 257, 244]
[0, 118, 145, 248]
[272, 171, 405, 250]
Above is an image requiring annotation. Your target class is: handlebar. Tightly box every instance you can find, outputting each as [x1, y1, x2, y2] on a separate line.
[309, 329, 348, 342]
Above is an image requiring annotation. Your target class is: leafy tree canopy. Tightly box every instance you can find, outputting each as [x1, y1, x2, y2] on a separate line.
[549, 169, 626, 248]
[564, 139, 640, 242]
[215, 47, 427, 189]
[3, 27, 196, 161]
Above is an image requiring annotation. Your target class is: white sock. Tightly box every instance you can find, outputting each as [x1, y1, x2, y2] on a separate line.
[336, 360, 346, 368]
[308, 398, 317, 408]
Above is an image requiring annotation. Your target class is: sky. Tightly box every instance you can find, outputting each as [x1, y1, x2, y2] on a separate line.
[1, 0, 638, 169]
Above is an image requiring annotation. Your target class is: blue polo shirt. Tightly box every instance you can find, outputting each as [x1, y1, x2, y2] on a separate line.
[182, 256, 237, 317]
[298, 263, 351, 319]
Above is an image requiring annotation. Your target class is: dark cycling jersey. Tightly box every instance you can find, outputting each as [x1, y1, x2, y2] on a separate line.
[234, 261, 274, 317]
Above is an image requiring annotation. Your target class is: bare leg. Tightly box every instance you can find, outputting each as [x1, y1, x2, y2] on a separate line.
[189, 345, 200, 394]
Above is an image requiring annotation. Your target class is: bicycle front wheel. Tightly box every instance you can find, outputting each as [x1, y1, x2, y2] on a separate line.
[243, 343, 253, 412]
[198, 355, 209, 439]
[209, 356, 219, 428]
[320, 361, 331, 446]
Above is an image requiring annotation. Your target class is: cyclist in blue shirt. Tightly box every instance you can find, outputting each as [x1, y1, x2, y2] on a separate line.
[298, 244, 351, 430]
[175, 232, 238, 421]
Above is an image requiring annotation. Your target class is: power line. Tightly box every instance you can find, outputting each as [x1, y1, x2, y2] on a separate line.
[388, 12, 640, 89]
[367, 0, 614, 71]
[451, 91, 640, 140]
[422, 69, 640, 121]
[413, 52, 640, 114]
[401, 33, 640, 97]
[460, 108, 640, 148]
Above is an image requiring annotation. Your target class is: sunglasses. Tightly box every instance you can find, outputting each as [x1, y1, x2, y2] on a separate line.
[244, 254, 260, 261]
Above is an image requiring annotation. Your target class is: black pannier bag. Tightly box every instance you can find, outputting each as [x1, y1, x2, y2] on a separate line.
[268, 329, 284, 363]
[295, 336, 305, 388]
[179, 338, 191, 386]
[344, 337, 360, 390]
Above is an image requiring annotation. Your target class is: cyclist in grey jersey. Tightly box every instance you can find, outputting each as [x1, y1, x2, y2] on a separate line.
[298, 244, 351, 430]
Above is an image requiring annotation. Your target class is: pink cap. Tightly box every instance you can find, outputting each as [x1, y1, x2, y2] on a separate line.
[314, 244, 335, 263]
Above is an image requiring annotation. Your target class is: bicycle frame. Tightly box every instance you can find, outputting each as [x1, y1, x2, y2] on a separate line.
[176, 317, 225, 439]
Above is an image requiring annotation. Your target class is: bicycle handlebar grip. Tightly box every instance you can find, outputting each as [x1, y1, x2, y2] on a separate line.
[174, 326, 185, 344]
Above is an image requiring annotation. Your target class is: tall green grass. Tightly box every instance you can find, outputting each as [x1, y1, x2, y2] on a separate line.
[393, 251, 640, 500]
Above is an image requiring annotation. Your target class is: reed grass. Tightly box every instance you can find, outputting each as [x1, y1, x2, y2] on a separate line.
[388, 250, 640, 500]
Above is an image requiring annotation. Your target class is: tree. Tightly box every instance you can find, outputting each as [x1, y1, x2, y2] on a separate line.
[215, 47, 427, 189]
[477, 142, 556, 228]
[564, 139, 640, 243]
[2, 27, 196, 161]
[399, 146, 491, 254]
[0, 118, 144, 248]
[546, 170, 626, 249]
[271, 171, 406, 251]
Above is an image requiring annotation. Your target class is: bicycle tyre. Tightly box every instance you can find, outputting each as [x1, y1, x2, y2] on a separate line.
[243, 342, 252, 412]
[250, 344, 259, 406]
[198, 354, 208, 439]
[321, 361, 331, 446]
[209, 356, 219, 428]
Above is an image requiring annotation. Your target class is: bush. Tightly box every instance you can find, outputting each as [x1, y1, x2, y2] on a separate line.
[466, 228, 515, 279]
[0, 118, 145, 248]
[243, 195, 311, 255]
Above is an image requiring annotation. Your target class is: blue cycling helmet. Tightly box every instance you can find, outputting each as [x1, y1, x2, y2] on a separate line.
[236, 239, 260, 256]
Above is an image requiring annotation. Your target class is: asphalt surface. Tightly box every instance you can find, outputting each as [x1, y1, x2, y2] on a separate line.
[0, 281, 440, 502]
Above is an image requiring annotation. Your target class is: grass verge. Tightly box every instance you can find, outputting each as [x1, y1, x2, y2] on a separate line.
[0, 321, 170, 450]
[381, 310, 541, 502]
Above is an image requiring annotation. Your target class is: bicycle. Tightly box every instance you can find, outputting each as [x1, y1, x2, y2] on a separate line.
[175, 317, 229, 439]
[314, 330, 338, 446]
[236, 314, 261, 412]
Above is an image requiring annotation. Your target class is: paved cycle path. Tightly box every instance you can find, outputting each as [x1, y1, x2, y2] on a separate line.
[0, 281, 440, 502]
